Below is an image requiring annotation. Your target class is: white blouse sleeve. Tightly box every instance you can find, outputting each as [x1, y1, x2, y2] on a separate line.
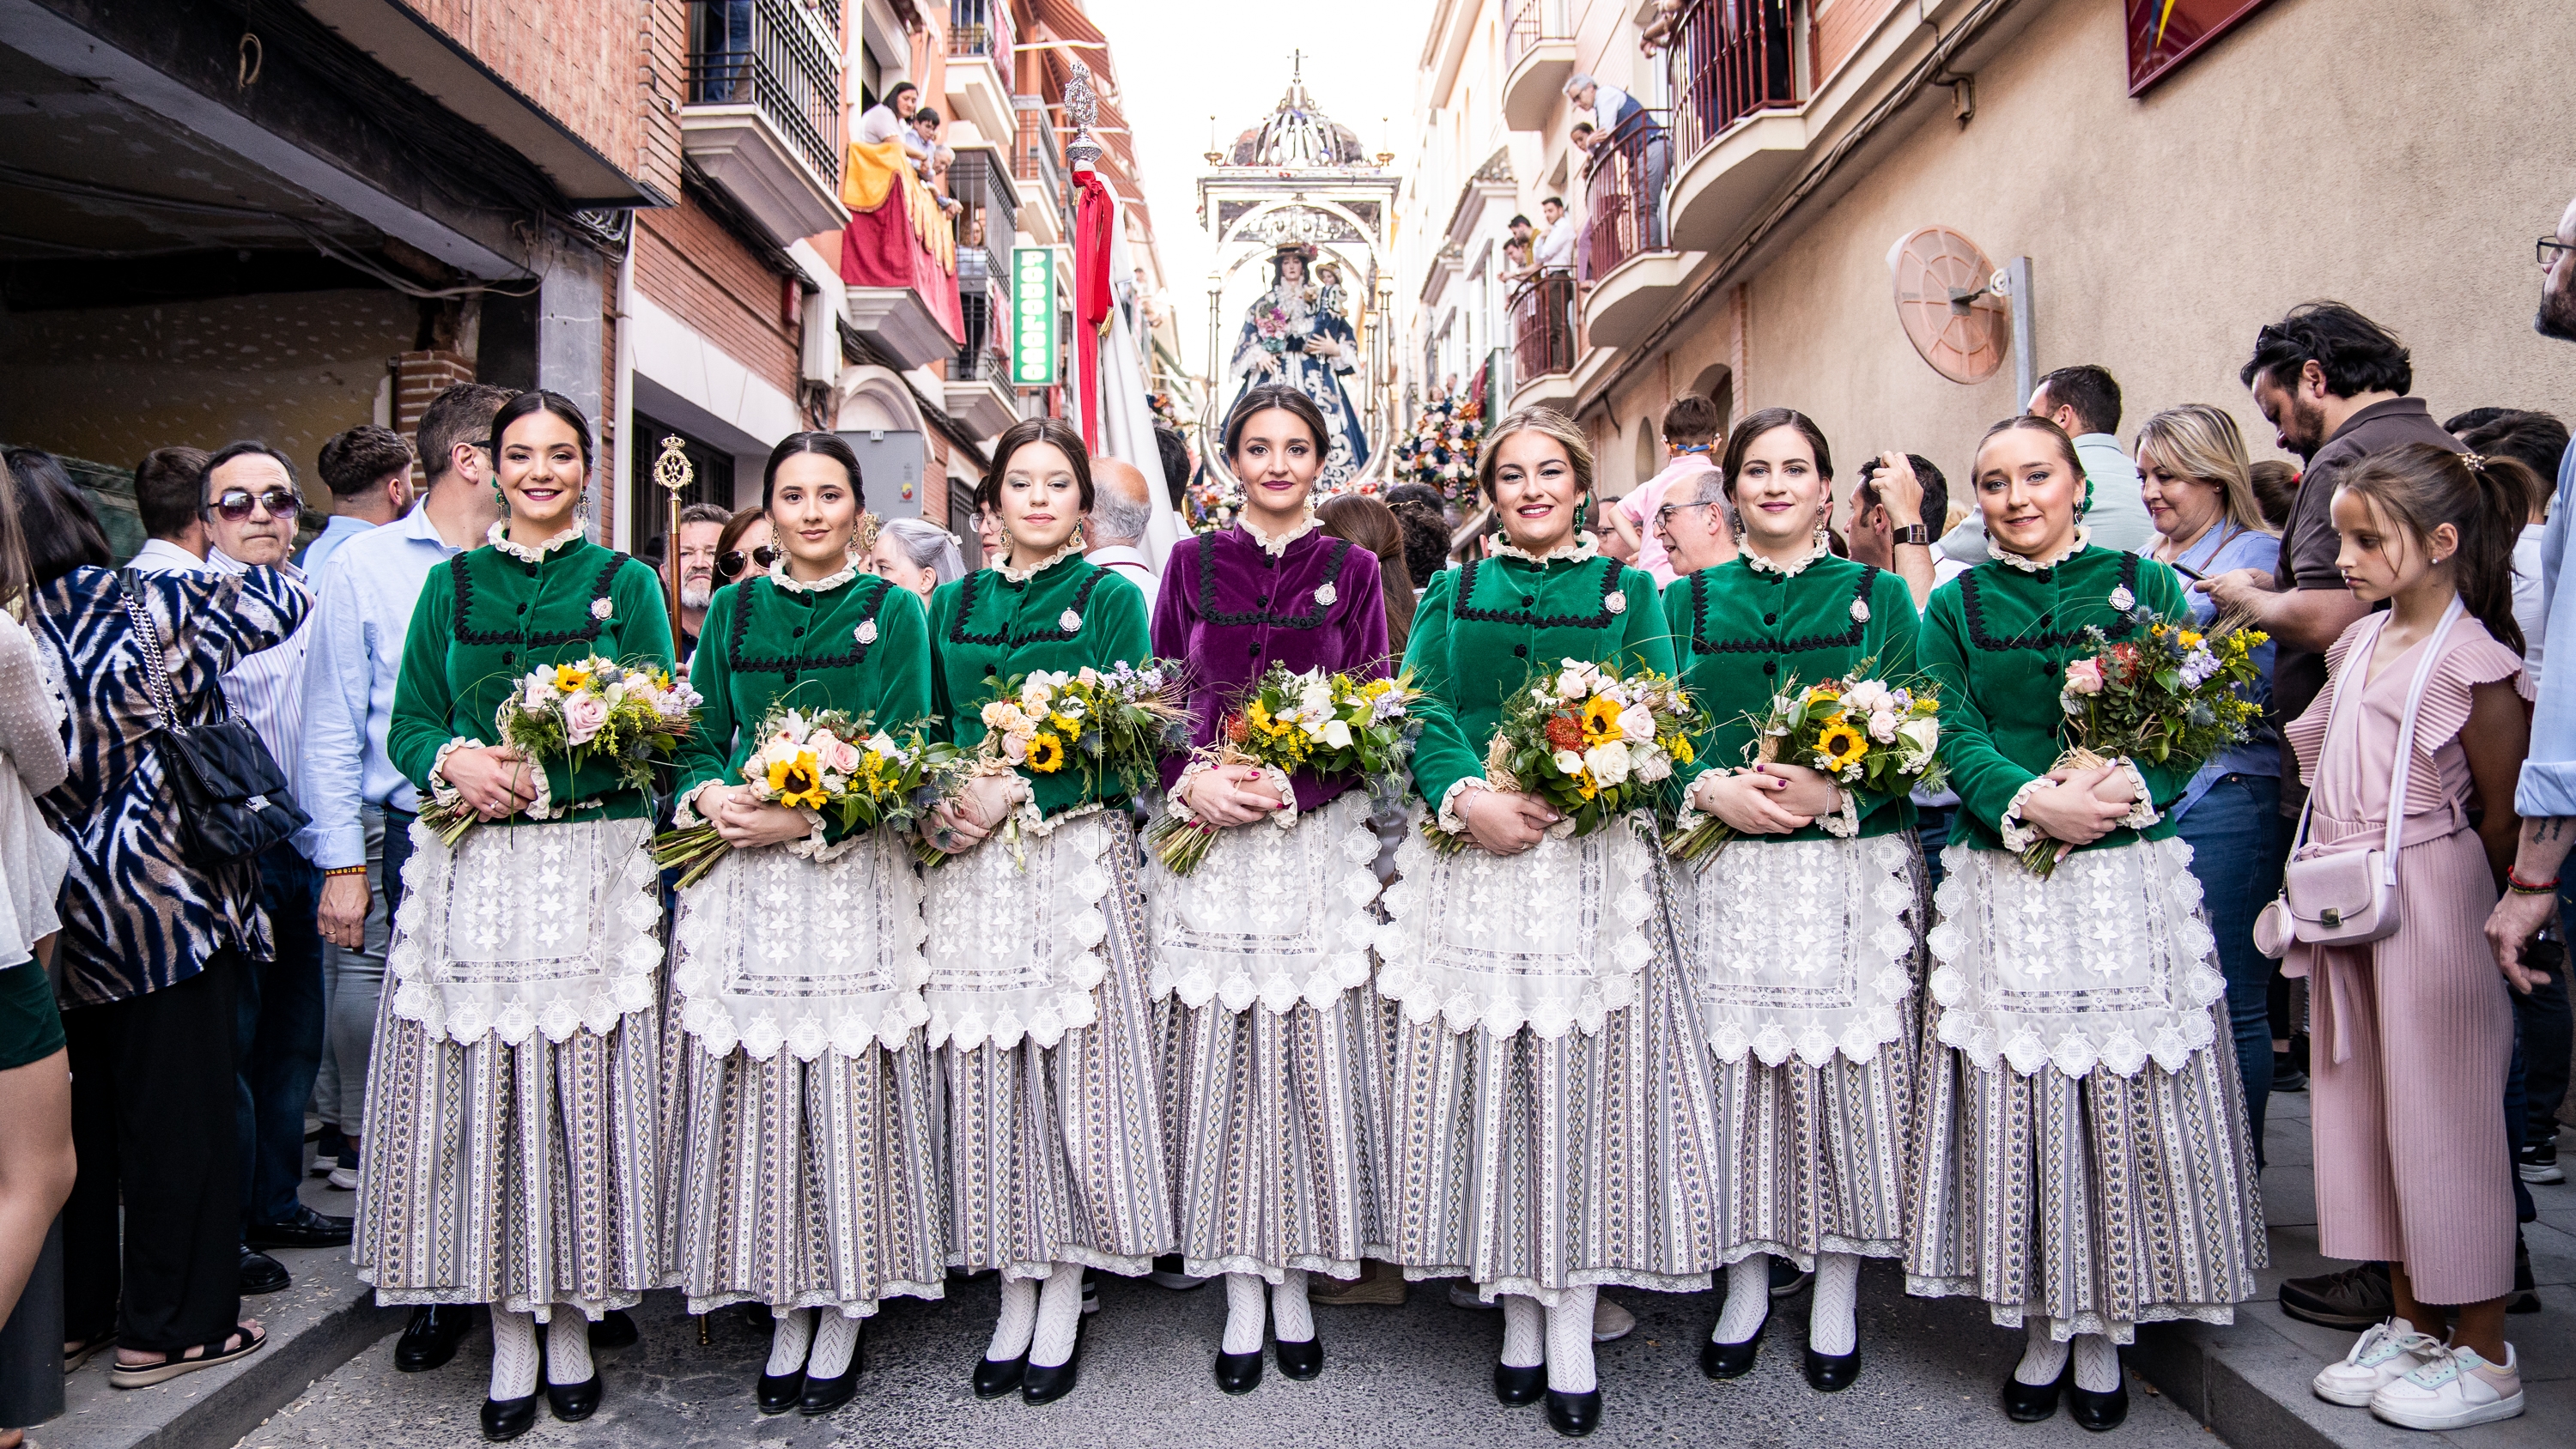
[0, 611, 67, 797]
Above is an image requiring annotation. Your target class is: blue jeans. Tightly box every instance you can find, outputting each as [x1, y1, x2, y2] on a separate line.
[1915, 805, 1953, 896]
[239, 843, 325, 1227]
[2173, 773, 2282, 1161]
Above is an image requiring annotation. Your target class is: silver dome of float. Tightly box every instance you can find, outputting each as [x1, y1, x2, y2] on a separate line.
[1227, 75, 1369, 170]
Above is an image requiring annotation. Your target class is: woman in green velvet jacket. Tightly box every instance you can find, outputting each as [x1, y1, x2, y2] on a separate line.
[1663, 409, 1926, 1393]
[360, 391, 671, 1440]
[1905, 416, 2263, 1431]
[1376, 407, 1718, 1436]
[663, 434, 944, 1416]
[917, 417, 1170, 1407]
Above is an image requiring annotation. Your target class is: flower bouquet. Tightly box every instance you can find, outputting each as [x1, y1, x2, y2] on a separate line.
[417, 655, 702, 847]
[919, 660, 1192, 866]
[650, 706, 966, 888]
[1423, 658, 1700, 855]
[1666, 669, 1945, 866]
[2018, 613, 2268, 876]
[1250, 297, 1312, 357]
[1145, 665, 1425, 875]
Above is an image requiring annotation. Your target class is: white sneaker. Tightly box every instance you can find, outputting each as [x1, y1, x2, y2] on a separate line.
[326, 1166, 360, 1191]
[2312, 1318, 2433, 1406]
[2368, 1343, 2524, 1430]
[1591, 1296, 1634, 1343]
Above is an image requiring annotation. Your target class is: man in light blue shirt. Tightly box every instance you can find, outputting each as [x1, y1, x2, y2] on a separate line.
[1935, 364, 2156, 561]
[299, 424, 416, 577]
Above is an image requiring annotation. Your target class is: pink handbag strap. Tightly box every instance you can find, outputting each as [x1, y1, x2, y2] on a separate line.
[2283, 598, 2464, 884]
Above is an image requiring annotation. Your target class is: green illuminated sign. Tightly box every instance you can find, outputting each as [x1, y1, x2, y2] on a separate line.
[1011, 247, 1058, 388]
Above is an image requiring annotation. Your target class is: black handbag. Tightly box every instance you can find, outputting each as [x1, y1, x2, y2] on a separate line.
[118, 568, 309, 866]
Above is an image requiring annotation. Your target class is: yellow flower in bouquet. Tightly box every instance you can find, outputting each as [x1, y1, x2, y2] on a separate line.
[1666, 665, 1945, 867]
[1147, 664, 1426, 875]
[1425, 658, 1700, 855]
[651, 706, 964, 888]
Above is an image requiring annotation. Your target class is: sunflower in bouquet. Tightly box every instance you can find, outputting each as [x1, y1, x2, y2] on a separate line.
[1423, 657, 1701, 854]
[918, 660, 1193, 866]
[1666, 667, 1946, 867]
[651, 706, 967, 888]
[2019, 611, 2268, 876]
[417, 655, 701, 847]
[1145, 665, 1425, 875]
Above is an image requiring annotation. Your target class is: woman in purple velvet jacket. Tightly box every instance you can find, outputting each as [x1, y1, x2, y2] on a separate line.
[1146, 385, 1392, 1394]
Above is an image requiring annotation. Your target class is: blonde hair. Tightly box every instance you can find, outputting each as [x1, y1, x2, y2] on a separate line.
[1476, 406, 1595, 501]
[2132, 403, 2269, 536]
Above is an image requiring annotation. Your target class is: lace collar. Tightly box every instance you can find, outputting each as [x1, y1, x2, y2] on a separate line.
[768, 555, 865, 594]
[993, 536, 1085, 584]
[1237, 509, 1319, 557]
[1741, 540, 1832, 578]
[487, 520, 586, 562]
[1992, 525, 2092, 573]
[1487, 530, 1599, 566]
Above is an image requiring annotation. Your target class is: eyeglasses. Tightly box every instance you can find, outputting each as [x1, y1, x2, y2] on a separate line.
[2540, 237, 2576, 268]
[208, 488, 301, 523]
[1654, 500, 1715, 531]
[716, 545, 778, 578]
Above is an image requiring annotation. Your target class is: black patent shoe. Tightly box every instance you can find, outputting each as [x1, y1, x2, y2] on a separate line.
[799, 1367, 858, 1416]
[1214, 1348, 1263, 1394]
[2068, 1375, 2128, 1432]
[394, 1305, 473, 1372]
[1021, 1334, 1081, 1405]
[1493, 1361, 1547, 1405]
[480, 1394, 538, 1442]
[1803, 1345, 1860, 1391]
[239, 1246, 290, 1296]
[1545, 1388, 1602, 1438]
[1699, 1313, 1766, 1381]
[544, 1373, 601, 1422]
[1273, 1336, 1321, 1381]
[590, 1310, 638, 1349]
[2004, 1362, 2068, 1422]
[971, 1352, 1026, 1399]
[756, 1368, 805, 1415]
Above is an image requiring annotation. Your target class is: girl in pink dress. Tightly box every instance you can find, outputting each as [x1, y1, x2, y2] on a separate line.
[2281, 443, 2537, 1431]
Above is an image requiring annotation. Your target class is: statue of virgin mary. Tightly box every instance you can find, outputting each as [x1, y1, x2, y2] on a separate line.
[1228, 243, 1369, 488]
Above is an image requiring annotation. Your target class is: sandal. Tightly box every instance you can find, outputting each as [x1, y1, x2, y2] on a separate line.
[107, 1324, 267, 1388]
[64, 1333, 113, 1373]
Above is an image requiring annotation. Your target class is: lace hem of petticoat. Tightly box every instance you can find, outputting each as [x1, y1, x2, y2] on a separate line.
[1899, 1275, 2238, 1343]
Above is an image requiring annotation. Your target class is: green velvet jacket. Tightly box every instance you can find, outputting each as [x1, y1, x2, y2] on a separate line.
[389, 530, 675, 823]
[1663, 555, 1923, 841]
[1403, 547, 1673, 809]
[1918, 543, 2196, 855]
[927, 550, 1154, 818]
[674, 567, 931, 842]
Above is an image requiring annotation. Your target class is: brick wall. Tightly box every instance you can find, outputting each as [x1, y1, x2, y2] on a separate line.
[397, 0, 659, 184]
[635, 192, 802, 398]
[639, 0, 687, 199]
[1810, 0, 1899, 88]
[393, 349, 477, 483]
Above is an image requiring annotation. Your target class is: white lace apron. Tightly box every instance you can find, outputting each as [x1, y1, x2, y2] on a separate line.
[920, 809, 1117, 1050]
[1147, 791, 1382, 1014]
[1686, 834, 1918, 1067]
[671, 830, 930, 1060]
[1925, 837, 2223, 1079]
[386, 816, 663, 1046]
[1378, 809, 1660, 1040]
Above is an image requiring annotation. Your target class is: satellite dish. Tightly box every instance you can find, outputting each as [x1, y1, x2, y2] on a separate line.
[1891, 227, 2008, 385]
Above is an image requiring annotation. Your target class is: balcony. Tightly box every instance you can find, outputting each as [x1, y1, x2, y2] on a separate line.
[1580, 111, 1697, 349]
[1500, 0, 1577, 133]
[943, 0, 1018, 147]
[1507, 275, 1579, 413]
[679, 0, 848, 246]
[944, 285, 1019, 437]
[1665, 0, 1808, 252]
[1011, 100, 1066, 246]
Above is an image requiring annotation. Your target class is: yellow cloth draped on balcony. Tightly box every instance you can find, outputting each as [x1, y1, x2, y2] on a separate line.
[841, 138, 956, 273]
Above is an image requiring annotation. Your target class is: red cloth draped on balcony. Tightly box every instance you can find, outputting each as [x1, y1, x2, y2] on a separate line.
[837, 137, 964, 342]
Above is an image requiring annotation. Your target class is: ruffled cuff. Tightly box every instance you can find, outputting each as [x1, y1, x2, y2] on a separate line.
[428, 737, 482, 809]
[1436, 776, 1489, 836]
[2108, 756, 2160, 830]
[672, 781, 722, 829]
[783, 804, 869, 861]
[1998, 774, 2050, 853]
[1817, 785, 1861, 839]
[1170, 755, 1301, 832]
[1166, 755, 1220, 823]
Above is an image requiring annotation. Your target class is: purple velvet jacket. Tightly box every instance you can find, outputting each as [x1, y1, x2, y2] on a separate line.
[1151, 522, 1392, 812]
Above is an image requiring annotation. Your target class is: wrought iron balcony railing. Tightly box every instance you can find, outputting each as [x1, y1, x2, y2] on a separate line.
[1669, 0, 1804, 163]
[684, 0, 842, 185]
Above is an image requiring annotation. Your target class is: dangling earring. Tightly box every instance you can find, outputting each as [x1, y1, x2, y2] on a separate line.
[1070, 524, 1088, 550]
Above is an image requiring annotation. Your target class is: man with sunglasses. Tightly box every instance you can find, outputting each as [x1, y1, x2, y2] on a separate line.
[131, 441, 356, 1276]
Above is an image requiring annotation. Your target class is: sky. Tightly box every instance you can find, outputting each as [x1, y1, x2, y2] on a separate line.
[1082, 0, 1437, 390]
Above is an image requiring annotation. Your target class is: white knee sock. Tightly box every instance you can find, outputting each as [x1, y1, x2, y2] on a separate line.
[1546, 1287, 1599, 1395]
[1029, 1266, 1085, 1368]
[1714, 1255, 1770, 1344]
[544, 1313, 593, 1386]
[2015, 1317, 2070, 1385]
[1809, 1252, 1859, 1357]
[808, 1311, 860, 1379]
[765, 1308, 814, 1376]
[489, 1309, 538, 1401]
[2072, 1332, 2121, 1392]
[987, 1276, 1040, 1362]
[1221, 1273, 1267, 1354]
[1272, 1269, 1315, 1343]
[1498, 1292, 1545, 1368]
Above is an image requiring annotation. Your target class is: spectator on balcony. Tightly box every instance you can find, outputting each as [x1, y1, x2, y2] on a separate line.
[1640, 0, 1685, 55]
[1534, 197, 1577, 275]
[1503, 213, 1535, 280]
[1085, 458, 1161, 615]
[302, 425, 414, 577]
[857, 81, 923, 152]
[1609, 392, 1722, 584]
[1566, 73, 1667, 252]
[911, 106, 964, 218]
[1934, 364, 2154, 563]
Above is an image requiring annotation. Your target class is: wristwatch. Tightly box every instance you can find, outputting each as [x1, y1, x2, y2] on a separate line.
[1891, 524, 1931, 548]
